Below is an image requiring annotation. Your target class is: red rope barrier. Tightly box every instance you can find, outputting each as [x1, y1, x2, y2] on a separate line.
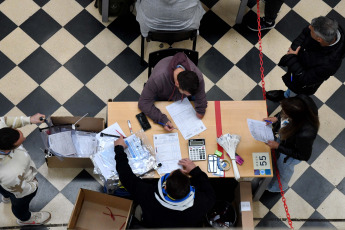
[256, 0, 293, 228]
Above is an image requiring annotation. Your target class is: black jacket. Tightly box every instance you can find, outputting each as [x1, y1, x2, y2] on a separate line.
[279, 26, 345, 95]
[273, 95, 319, 161]
[114, 145, 216, 228]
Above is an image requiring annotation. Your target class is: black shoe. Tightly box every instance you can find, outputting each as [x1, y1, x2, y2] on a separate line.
[266, 90, 285, 102]
[247, 17, 275, 31]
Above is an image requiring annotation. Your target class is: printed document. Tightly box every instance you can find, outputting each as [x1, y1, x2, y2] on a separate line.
[153, 133, 182, 174]
[166, 98, 206, 140]
[247, 119, 274, 143]
[48, 131, 76, 156]
[96, 122, 126, 139]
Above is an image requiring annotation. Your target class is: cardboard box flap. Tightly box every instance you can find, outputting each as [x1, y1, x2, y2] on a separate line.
[51, 116, 104, 132]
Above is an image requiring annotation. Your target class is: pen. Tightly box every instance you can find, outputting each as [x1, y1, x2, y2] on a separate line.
[264, 119, 272, 124]
[291, 73, 293, 82]
[127, 120, 133, 134]
[100, 132, 120, 138]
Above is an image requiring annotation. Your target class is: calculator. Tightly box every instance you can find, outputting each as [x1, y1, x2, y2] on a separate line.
[188, 139, 206, 161]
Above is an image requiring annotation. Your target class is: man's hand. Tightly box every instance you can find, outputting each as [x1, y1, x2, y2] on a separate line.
[178, 158, 196, 174]
[196, 112, 204, 119]
[287, 46, 301, 55]
[114, 136, 127, 148]
[266, 140, 279, 149]
[163, 121, 175, 132]
[263, 117, 278, 125]
[30, 113, 45, 124]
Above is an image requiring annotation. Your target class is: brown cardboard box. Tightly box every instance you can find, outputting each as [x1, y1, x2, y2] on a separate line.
[68, 189, 133, 230]
[235, 181, 254, 230]
[44, 116, 104, 168]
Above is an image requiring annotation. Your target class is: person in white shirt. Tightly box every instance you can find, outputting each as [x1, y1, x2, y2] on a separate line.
[0, 114, 51, 226]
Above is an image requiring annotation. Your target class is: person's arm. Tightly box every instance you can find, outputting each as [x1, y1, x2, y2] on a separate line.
[6, 179, 38, 199]
[3, 113, 45, 128]
[193, 77, 207, 118]
[290, 26, 309, 50]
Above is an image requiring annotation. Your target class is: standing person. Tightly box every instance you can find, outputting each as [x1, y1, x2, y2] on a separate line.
[135, 0, 205, 37]
[263, 95, 319, 192]
[114, 136, 216, 228]
[247, 0, 284, 31]
[0, 114, 51, 226]
[138, 52, 207, 131]
[265, 16, 345, 101]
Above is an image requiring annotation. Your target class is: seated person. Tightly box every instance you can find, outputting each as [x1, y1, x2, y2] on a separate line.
[135, 0, 205, 37]
[138, 52, 207, 131]
[114, 136, 216, 228]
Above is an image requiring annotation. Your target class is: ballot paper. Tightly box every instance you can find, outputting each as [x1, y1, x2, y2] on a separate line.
[48, 131, 77, 156]
[153, 133, 182, 174]
[247, 119, 274, 143]
[166, 98, 206, 140]
[96, 122, 126, 139]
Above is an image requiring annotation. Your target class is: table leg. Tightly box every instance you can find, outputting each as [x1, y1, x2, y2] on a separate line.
[236, 0, 249, 24]
[102, 0, 109, 22]
[252, 177, 272, 201]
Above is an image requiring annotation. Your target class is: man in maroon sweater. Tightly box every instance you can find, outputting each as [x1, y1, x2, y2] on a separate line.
[138, 52, 207, 131]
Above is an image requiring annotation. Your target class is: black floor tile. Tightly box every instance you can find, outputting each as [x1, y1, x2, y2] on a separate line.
[76, 0, 93, 8]
[325, 85, 345, 120]
[33, 0, 49, 7]
[308, 135, 329, 164]
[333, 59, 345, 83]
[323, 0, 342, 8]
[113, 86, 140, 101]
[233, 10, 271, 45]
[0, 11, 17, 41]
[20, 9, 61, 45]
[65, 10, 105, 45]
[0, 93, 13, 116]
[17, 87, 60, 117]
[243, 85, 265, 100]
[19, 47, 61, 84]
[292, 167, 334, 209]
[107, 12, 141, 45]
[24, 128, 47, 169]
[310, 95, 324, 109]
[259, 190, 283, 210]
[301, 210, 336, 228]
[284, 0, 300, 8]
[336, 178, 345, 196]
[275, 11, 309, 42]
[330, 128, 345, 157]
[256, 211, 289, 228]
[61, 169, 103, 204]
[236, 47, 275, 82]
[64, 47, 105, 84]
[200, 0, 219, 9]
[108, 47, 147, 84]
[30, 172, 59, 211]
[63, 86, 106, 117]
[198, 47, 234, 83]
[199, 10, 231, 45]
[247, 0, 257, 8]
[0, 51, 16, 79]
[206, 85, 232, 101]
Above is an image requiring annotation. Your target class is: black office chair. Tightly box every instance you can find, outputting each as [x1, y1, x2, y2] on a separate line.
[147, 48, 199, 78]
[141, 29, 198, 66]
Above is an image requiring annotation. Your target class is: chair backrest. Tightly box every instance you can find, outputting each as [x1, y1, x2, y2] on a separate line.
[148, 48, 199, 78]
[146, 30, 198, 47]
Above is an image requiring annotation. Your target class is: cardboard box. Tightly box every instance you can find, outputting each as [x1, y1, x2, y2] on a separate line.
[44, 116, 104, 168]
[68, 189, 133, 230]
[235, 181, 254, 230]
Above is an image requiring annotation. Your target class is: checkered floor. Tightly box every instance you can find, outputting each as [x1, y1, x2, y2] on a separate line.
[1, 0, 345, 229]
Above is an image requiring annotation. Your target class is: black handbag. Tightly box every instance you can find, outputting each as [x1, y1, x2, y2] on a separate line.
[94, 0, 133, 16]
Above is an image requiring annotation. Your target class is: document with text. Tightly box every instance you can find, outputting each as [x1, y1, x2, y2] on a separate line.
[153, 133, 182, 174]
[166, 98, 206, 140]
[247, 119, 274, 143]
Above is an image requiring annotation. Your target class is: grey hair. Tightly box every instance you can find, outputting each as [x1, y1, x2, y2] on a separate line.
[311, 16, 338, 44]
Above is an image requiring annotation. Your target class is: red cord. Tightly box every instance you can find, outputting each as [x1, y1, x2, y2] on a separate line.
[256, 0, 293, 229]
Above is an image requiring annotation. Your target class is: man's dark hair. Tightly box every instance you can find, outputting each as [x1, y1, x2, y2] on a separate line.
[0, 127, 20, 150]
[311, 16, 338, 44]
[166, 169, 191, 200]
[177, 71, 199, 95]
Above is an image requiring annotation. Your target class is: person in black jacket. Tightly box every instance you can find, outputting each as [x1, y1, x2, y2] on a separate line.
[114, 136, 216, 228]
[266, 16, 345, 102]
[263, 95, 319, 192]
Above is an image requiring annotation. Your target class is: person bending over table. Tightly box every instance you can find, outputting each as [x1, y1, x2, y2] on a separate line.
[263, 95, 319, 192]
[138, 52, 207, 131]
[114, 136, 215, 228]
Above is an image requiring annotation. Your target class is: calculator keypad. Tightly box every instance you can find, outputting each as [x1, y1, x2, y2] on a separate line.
[189, 146, 206, 161]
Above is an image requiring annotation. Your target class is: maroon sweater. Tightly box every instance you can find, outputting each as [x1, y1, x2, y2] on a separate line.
[138, 52, 207, 124]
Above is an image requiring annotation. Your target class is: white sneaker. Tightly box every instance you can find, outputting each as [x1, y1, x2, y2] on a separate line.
[17, 211, 51, 226]
[1, 196, 10, 203]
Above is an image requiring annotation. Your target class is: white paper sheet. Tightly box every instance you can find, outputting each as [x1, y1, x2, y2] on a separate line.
[153, 133, 182, 174]
[48, 131, 76, 156]
[247, 119, 274, 143]
[96, 122, 126, 139]
[166, 98, 206, 140]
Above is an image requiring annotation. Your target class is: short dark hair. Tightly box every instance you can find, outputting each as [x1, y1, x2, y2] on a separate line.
[0, 128, 20, 150]
[177, 71, 200, 95]
[311, 16, 338, 44]
[166, 169, 190, 200]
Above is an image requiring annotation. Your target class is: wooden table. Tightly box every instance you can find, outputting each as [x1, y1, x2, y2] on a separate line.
[107, 101, 272, 179]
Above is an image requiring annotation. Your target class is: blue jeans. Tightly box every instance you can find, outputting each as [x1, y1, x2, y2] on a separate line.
[267, 152, 301, 192]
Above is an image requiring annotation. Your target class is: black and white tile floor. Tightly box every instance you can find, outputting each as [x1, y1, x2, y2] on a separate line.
[1, 0, 345, 228]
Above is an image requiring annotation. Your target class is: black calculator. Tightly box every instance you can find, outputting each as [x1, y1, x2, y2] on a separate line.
[188, 139, 206, 161]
